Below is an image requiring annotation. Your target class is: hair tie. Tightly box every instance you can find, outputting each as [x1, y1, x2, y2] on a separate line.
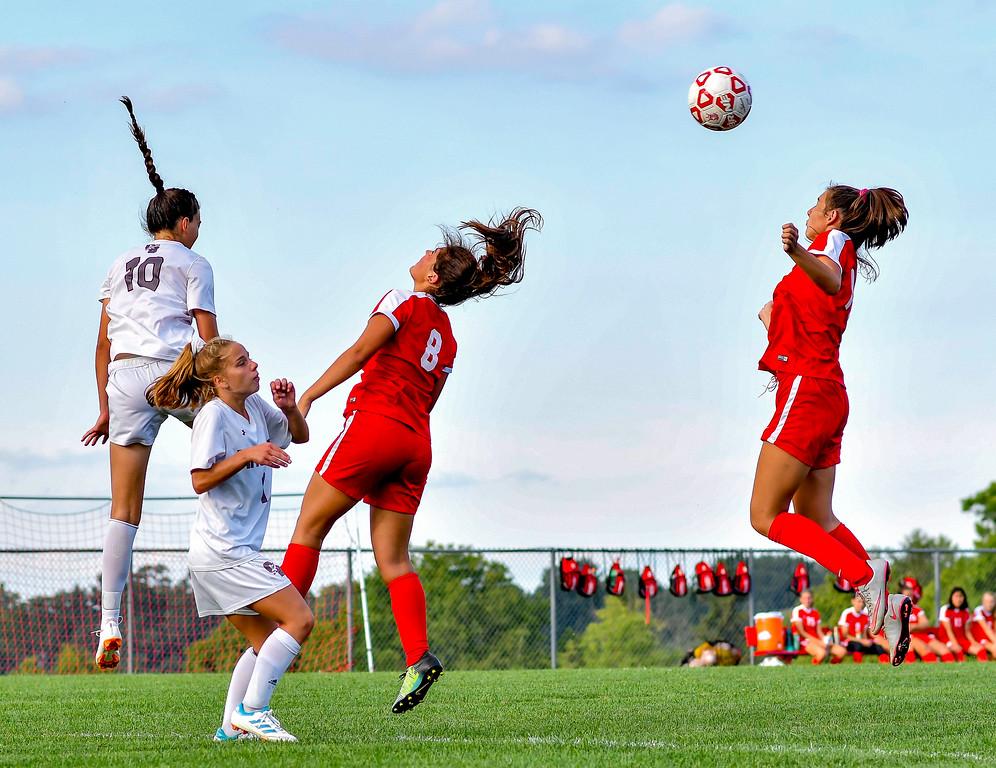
[858, 188, 869, 198]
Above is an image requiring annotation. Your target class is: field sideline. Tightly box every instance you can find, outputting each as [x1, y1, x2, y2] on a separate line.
[2, 666, 993, 767]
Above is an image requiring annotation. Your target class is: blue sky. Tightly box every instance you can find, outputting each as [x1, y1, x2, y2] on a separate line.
[2, 1, 994, 550]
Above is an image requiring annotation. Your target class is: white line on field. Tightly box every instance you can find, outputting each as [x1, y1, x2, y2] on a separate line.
[396, 734, 987, 762]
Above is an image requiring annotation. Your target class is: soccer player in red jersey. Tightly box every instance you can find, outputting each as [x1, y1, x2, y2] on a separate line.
[280, 209, 542, 712]
[939, 587, 988, 661]
[837, 594, 886, 662]
[792, 590, 845, 664]
[900, 577, 950, 663]
[969, 592, 996, 648]
[749, 184, 911, 666]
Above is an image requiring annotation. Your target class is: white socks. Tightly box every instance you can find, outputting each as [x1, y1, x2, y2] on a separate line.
[221, 648, 257, 736]
[242, 628, 301, 711]
[100, 519, 138, 624]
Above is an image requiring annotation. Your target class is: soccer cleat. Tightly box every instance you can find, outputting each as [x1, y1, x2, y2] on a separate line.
[230, 704, 297, 742]
[883, 594, 912, 666]
[855, 558, 890, 635]
[213, 727, 257, 742]
[392, 651, 443, 714]
[94, 620, 122, 670]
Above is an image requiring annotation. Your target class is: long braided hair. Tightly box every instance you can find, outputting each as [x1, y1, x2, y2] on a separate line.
[120, 96, 199, 236]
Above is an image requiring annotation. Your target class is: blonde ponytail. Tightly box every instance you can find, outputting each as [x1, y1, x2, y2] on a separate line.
[146, 338, 234, 409]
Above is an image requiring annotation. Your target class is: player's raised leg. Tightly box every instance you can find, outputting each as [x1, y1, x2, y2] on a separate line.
[371, 505, 442, 714]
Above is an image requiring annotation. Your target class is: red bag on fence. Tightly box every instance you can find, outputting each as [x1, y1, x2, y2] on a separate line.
[790, 562, 810, 595]
[669, 565, 688, 597]
[560, 556, 579, 592]
[606, 561, 626, 596]
[900, 576, 923, 602]
[713, 561, 733, 597]
[695, 561, 716, 593]
[639, 566, 658, 599]
[833, 574, 853, 593]
[576, 563, 598, 597]
[733, 560, 751, 596]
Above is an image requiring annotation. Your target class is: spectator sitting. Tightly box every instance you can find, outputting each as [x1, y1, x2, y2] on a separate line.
[792, 590, 846, 665]
[901, 577, 952, 663]
[939, 587, 988, 662]
[837, 594, 886, 662]
[969, 591, 996, 651]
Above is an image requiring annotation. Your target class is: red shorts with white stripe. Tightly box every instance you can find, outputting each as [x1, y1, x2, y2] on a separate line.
[970, 624, 991, 644]
[761, 373, 849, 469]
[315, 410, 432, 515]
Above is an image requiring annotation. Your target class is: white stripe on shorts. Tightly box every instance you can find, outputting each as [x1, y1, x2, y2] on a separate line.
[767, 375, 802, 444]
[318, 413, 356, 476]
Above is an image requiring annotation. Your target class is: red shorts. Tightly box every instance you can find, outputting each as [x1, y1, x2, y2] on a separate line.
[761, 373, 849, 469]
[970, 624, 992, 644]
[315, 410, 432, 515]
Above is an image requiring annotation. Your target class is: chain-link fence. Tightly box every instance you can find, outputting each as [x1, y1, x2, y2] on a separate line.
[2, 497, 995, 673]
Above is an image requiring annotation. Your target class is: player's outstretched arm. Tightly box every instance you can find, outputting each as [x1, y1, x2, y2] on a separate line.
[781, 223, 843, 295]
[270, 379, 309, 444]
[191, 442, 291, 494]
[298, 314, 395, 418]
[82, 300, 112, 446]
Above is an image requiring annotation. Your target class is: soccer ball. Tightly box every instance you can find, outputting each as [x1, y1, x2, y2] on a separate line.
[688, 66, 752, 131]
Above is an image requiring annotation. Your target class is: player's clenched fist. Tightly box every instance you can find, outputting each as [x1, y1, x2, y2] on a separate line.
[270, 379, 297, 412]
[782, 223, 800, 253]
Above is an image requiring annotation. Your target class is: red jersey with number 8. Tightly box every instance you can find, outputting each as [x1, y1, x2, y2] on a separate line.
[759, 229, 857, 385]
[343, 290, 456, 438]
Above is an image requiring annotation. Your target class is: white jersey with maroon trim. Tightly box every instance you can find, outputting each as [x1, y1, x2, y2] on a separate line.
[344, 289, 456, 438]
[99, 240, 216, 361]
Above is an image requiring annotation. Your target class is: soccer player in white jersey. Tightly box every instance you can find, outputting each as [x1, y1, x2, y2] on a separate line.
[149, 337, 311, 741]
[81, 97, 220, 670]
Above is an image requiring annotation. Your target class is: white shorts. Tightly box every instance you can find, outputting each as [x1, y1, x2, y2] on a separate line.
[189, 554, 292, 617]
[107, 357, 196, 446]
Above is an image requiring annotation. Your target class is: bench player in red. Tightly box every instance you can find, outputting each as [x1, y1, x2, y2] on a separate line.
[939, 587, 989, 662]
[900, 577, 950, 663]
[837, 594, 886, 662]
[792, 590, 846, 664]
[749, 185, 911, 665]
[969, 592, 996, 649]
[280, 209, 541, 712]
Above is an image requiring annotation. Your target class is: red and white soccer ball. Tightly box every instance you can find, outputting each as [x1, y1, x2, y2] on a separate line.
[688, 66, 752, 131]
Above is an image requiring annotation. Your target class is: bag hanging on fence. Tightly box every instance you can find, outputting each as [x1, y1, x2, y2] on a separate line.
[638, 566, 659, 599]
[606, 560, 626, 596]
[576, 563, 598, 597]
[669, 564, 688, 597]
[713, 561, 733, 596]
[733, 560, 751, 596]
[833, 574, 853, 593]
[694, 561, 716, 593]
[900, 576, 923, 602]
[560, 556, 579, 592]
[790, 562, 809, 595]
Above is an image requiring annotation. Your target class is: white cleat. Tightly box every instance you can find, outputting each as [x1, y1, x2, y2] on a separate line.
[856, 558, 890, 635]
[94, 620, 122, 670]
[883, 594, 912, 667]
[230, 703, 298, 742]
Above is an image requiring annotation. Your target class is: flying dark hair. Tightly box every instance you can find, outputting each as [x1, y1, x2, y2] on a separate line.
[431, 208, 543, 307]
[120, 96, 199, 236]
[823, 184, 908, 281]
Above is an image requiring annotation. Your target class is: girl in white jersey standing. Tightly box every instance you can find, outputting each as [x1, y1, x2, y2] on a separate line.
[149, 338, 311, 742]
[81, 97, 219, 669]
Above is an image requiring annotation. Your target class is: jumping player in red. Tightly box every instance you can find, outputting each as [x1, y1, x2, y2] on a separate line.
[939, 587, 988, 662]
[280, 209, 541, 712]
[749, 185, 911, 665]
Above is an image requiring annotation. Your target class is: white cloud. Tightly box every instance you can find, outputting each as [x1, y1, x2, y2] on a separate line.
[0, 77, 24, 112]
[0, 45, 91, 72]
[617, 3, 725, 49]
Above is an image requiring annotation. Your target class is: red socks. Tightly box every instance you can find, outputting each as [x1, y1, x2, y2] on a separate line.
[388, 572, 429, 666]
[767, 513, 873, 586]
[281, 543, 320, 596]
[941, 653, 955, 663]
[829, 523, 871, 561]
[922, 653, 938, 663]
[977, 650, 989, 662]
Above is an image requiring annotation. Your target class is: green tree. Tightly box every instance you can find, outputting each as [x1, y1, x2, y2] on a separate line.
[962, 482, 996, 548]
[559, 599, 667, 668]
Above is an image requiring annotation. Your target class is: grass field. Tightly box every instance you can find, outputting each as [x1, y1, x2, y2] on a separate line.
[2, 665, 994, 767]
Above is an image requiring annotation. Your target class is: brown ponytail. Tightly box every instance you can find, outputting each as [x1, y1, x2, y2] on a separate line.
[824, 184, 908, 280]
[432, 208, 543, 307]
[120, 96, 199, 236]
[146, 338, 234, 410]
